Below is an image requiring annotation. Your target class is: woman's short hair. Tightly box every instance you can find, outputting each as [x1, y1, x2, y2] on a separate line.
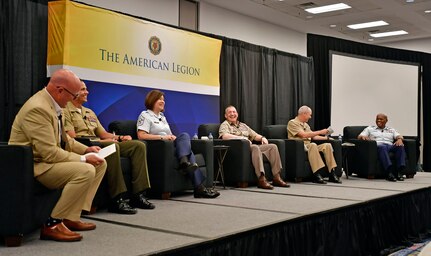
[145, 90, 164, 110]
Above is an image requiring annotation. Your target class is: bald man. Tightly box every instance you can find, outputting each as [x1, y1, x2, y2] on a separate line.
[287, 105, 341, 184]
[358, 113, 406, 182]
[9, 69, 107, 242]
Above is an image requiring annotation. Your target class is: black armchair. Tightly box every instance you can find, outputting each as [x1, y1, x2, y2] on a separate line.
[262, 125, 342, 182]
[0, 143, 61, 247]
[343, 126, 417, 179]
[108, 120, 213, 199]
[198, 124, 286, 188]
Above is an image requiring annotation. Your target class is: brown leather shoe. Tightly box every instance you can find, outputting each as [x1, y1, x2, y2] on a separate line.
[40, 222, 82, 242]
[258, 175, 274, 190]
[272, 176, 290, 187]
[63, 219, 96, 231]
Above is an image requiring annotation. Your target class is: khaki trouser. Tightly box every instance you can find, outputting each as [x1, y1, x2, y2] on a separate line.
[306, 142, 337, 173]
[37, 160, 107, 221]
[101, 140, 150, 198]
[250, 144, 282, 178]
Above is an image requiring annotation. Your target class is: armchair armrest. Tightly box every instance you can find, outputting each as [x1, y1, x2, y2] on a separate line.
[142, 139, 175, 166]
[284, 140, 307, 179]
[74, 136, 102, 147]
[402, 139, 418, 173]
[191, 140, 214, 186]
[191, 139, 214, 169]
[0, 145, 35, 235]
[139, 139, 177, 193]
[347, 139, 380, 176]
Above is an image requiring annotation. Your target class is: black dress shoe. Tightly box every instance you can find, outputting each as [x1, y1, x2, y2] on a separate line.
[179, 162, 199, 174]
[208, 187, 220, 197]
[312, 173, 327, 184]
[194, 187, 220, 198]
[328, 172, 342, 184]
[386, 173, 397, 182]
[130, 193, 155, 210]
[108, 198, 137, 214]
[396, 173, 404, 181]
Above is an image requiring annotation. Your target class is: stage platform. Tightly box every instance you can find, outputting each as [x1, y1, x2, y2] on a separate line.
[2, 172, 431, 256]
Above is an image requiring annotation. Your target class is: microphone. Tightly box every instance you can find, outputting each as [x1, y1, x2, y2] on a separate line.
[326, 126, 334, 135]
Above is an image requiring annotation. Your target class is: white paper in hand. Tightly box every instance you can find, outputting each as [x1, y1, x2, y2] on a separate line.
[85, 143, 116, 159]
[97, 143, 116, 158]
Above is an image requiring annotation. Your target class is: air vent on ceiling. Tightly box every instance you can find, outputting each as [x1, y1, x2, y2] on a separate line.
[297, 2, 317, 10]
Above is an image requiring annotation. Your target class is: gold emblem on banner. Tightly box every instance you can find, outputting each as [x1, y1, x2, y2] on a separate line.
[148, 36, 161, 55]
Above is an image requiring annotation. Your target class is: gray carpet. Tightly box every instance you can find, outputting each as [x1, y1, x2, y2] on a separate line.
[2, 172, 431, 256]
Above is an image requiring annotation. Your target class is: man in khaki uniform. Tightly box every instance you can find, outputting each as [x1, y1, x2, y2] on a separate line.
[9, 69, 107, 242]
[63, 82, 154, 214]
[287, 105, 341, 184]
[219, 105, 289, 189]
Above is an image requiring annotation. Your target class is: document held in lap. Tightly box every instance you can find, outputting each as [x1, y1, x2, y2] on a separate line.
[84, 143, 116, 159]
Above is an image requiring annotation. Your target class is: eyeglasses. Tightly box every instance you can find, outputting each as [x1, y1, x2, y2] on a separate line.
[58, 87, 80, 100]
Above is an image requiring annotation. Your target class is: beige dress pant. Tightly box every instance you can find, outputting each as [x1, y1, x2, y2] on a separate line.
[250, 144, 282, 178]
[306, 142, 337, 173]
[36, 160, 107, 221]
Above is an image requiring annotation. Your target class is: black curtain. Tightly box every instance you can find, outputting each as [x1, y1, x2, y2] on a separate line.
[307, 33, 431, 171]
[219, 38, 315, 133]
[0, 0, 49, 142]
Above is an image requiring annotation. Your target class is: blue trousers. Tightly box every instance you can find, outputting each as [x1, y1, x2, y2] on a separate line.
[174, 132, 205, 188]
[377, 143, 406, 174]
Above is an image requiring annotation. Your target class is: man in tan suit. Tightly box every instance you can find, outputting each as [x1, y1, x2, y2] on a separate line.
[287, 105, 341, 184]
[9, 69, 107, 242]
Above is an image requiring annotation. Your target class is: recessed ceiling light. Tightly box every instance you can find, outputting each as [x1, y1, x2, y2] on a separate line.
[368, 38, 374, 42]
[369, 30, 408, 38]
[330, 24, 337, 28]
[425, 10, 431, 14]
[406, 0, 415, 3]
[347, 20, 389, 30]
[305, 3, 351, 14]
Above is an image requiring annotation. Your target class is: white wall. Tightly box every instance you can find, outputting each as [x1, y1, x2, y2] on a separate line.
[199, 2, 306, 55]
[78, 0, 179, 26]
[78, 0, 306, 56]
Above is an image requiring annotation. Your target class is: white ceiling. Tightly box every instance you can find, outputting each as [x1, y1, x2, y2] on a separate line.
[200, 0, 431, 44]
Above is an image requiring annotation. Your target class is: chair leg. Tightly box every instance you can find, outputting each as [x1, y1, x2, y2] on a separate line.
[5, 235, 23, 247]
[237, 182, 248, 188]
[294, 177, 303, 183]
[161, 192, 171, 200]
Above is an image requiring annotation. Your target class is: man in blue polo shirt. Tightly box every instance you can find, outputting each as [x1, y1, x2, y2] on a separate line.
[358, 113, 406, 182]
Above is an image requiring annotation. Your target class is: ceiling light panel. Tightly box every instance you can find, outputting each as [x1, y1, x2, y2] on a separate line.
[369, 30, 408, 38]
[305, 3, 351, 14]
[347, 20, 389, 29]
